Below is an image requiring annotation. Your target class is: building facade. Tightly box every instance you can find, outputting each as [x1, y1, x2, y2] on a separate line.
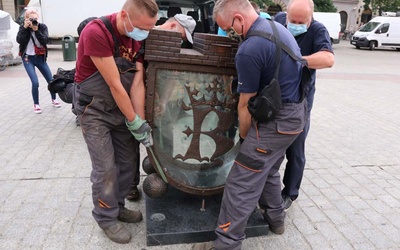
[264, 0, 373, 32]
[0, 0, 28, 20]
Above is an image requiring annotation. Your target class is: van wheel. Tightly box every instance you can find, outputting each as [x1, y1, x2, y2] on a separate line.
[356, 46, 360, 49]
[396, 48, 400, 51]
[369, 42, 376, 50]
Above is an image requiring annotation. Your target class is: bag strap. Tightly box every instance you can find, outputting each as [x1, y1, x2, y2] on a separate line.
[136, 43, 145, 63]
[99, 16, 144, 63]
[245, 19, 309, 101]
[99, 16, 119, 57]
[30, 33, 40, 47]
[245, 20, 308, 66]
[270, 20, 281, 80]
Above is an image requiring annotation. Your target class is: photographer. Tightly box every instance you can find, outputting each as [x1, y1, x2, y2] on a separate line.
[17, 9, 61, 114]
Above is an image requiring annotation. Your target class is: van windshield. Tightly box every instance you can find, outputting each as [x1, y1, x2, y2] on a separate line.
[360, 22, 380, 32]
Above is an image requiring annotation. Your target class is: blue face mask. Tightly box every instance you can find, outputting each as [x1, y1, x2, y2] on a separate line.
[287, 22, 308, 37]
[124, 12, 149, 41]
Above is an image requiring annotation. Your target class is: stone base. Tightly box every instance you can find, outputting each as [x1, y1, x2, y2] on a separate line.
[145, 186, 269, 246]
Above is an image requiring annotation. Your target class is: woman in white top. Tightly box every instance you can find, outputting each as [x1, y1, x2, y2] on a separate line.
[16, 9, 61, 114]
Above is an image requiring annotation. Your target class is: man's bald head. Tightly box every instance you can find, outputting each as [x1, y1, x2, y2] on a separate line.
[287, 0, 314, 26]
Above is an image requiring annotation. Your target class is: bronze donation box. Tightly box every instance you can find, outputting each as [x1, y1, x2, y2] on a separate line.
[144, 29, 239, 197]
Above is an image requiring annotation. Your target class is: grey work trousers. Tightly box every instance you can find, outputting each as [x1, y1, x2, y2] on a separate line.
[74, 58, 139, 229]
[81, 99, 139, 229]
[214, 100, 307, 250]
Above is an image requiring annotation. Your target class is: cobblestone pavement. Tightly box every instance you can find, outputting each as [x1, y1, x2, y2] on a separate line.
[0, 42, 399, 250]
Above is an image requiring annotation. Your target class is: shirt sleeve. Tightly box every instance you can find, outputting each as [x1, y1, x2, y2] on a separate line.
[236, 52, 261, 93]
[82, 22, 114, 58]
[313, 24, 334, 54]
[274, 12, 287, 26]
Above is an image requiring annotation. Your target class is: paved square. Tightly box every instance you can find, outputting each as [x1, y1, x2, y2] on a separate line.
[0, 42, 399, 249]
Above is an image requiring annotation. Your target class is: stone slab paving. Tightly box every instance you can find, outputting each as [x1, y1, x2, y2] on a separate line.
[0, 42, 399, 249]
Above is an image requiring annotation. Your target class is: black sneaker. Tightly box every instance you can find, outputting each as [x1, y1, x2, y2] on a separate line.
[282, 194, 294, 211]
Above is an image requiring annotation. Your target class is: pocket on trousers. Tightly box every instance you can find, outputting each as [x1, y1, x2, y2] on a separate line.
[276, 102, 306, 135]
[235, 152, 264, 172]
[276, 120, 303, 135]
[74, 92, 93, 115]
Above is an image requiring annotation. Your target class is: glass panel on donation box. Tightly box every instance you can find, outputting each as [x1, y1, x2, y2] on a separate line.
[151, 69, 239, 193]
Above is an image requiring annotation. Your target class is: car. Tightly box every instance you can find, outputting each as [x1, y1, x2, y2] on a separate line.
[0, 10, 21, 70]
[351, 16, 400, 51]
[156, 0, 217, 34]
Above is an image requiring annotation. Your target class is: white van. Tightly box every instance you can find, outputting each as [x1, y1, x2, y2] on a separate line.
[18, 0, 216, 44]
[351, 17, 400, 50]
[313, 12, 341, 44]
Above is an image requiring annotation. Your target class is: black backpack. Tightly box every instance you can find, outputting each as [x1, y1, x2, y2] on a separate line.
[47, 17, 97, 101]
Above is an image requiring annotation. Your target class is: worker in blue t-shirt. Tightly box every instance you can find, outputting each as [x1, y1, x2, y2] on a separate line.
[217, 1, 270, 36]
[193, 0, 307, 249]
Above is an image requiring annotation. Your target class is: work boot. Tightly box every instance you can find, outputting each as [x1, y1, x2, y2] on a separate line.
[103, 222, 131, 244]
[126, 185, 140, 201]
[192, 241, 214, 250]
[117, 207, 143, 223]
[269, 224, 285, 235]
[260, 208, 285, 235]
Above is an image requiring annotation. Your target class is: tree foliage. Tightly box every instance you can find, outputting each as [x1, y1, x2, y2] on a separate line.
[370, 0, 400, 13]
[363, 0, 371, 10]
[313, 0, 337, 12]
[253, 0, 338, 12]
[252, 0, 275, 9]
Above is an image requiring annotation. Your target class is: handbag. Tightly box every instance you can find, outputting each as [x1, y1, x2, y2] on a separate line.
[248, 78, 281, 122]
[246, 20, 311, 123]
[30, 35, 46, 55]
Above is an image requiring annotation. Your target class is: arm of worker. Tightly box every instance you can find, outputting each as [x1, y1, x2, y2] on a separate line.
[91, 56, 136, 121]
[91, 56, 152, 147]
[302, 50, 334, 69]
[130, 61, 146, 119]
[237, 92, 257, 139]
[125, 61, 153, 147]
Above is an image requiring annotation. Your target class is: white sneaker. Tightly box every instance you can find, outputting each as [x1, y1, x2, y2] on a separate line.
[34, 104, 42, 114]
[52, 99, 61, 108]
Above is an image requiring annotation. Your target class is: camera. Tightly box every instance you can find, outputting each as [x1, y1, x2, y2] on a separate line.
[29, 18, 38, 26]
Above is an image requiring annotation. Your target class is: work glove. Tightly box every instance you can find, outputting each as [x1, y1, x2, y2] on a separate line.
[126, 115, 153, 147]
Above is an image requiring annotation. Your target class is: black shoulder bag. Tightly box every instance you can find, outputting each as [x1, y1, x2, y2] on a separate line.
[246, 20, 311, 123]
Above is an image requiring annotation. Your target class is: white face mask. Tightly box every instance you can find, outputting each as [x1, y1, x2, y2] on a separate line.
[124, 12, 149, 41]
[287, 22, 308, 36]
